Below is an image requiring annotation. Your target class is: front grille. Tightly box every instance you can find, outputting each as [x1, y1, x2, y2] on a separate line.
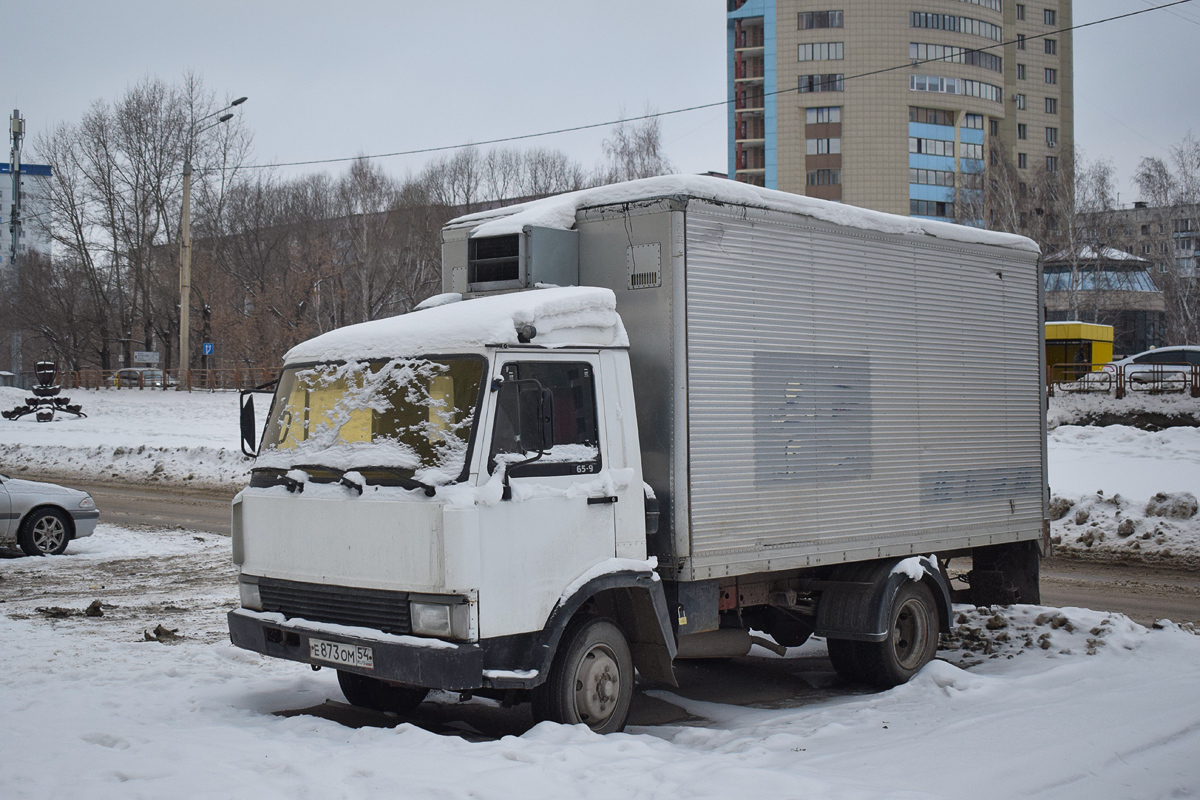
[257, 577, 410, 635]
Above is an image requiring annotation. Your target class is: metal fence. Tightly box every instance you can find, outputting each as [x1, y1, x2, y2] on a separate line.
[47, 368, 280, 392]
[1049, 363, 1200, 399]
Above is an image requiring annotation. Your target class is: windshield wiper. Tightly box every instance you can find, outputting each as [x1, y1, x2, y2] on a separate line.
[292, 464, 438, 497]
[250, 467, 305, 493]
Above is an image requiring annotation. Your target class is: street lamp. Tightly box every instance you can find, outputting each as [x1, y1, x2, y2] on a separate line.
[179, 96, 247, 384]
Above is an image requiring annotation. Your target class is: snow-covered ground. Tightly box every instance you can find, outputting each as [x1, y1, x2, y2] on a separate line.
[1, 524, 1198, 799]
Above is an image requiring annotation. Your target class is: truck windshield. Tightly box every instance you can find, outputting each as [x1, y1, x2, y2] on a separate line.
[256, 357, 485, 484]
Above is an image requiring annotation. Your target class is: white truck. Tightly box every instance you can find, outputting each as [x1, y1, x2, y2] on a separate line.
[229, 176, 1047, 733]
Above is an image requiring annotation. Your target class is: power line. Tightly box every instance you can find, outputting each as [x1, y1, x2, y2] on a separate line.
[239, 0, 1194, 172]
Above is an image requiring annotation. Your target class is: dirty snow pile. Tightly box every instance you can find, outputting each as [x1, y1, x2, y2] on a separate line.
[1048, 414, 1200, 563]
[1048, 391, 1200, 430]
[0, 386, 254, 488]
[3, 524, 1200, 799]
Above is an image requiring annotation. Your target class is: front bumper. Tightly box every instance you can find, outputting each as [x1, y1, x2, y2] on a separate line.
[229, 608, 498, 691]
[70, 509, 100, 538]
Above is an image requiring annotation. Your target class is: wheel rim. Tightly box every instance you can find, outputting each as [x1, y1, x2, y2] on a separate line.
[893, 597, 931, 671]
[32, 516, 66, 553]
[572, 643, 621, 727]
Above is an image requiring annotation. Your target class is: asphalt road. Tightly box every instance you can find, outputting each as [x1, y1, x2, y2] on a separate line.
[20, 471, 1200, 627]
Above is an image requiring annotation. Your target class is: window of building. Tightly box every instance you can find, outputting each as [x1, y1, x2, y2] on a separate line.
[799, 10, 844, 29]
[962, 113, 984, 129]
[909, 12, 1003, 41]
[1019, 212, 1028, 227]
[909, 137, 955, 156]
[1046, 155, 1059, 172]
[1177, 237, 1194, 250]
[1160, 242, 1169, 253]
[961, 142, 984, 159]
[1017, 63, 1026, 80]
[909, 42, 1003, 72]
[910, 199, 955, 217]
[909, 168, 956, 186]
[909, 75, 1002, 102]
[806, 137, 842, 154]
[1015, 93, 1027, 110]
[909, 106, 955, 125]
[1175, 218, 1195, 233]
[1044, 8, 1057, 25]
[1019, 181, 1028, 196]
[1045, 67, 1057, 84]
[1046, 127, 1058, 146]
[799, 42, 844, 61]
[1045, 96, 1058, 114]
[1017, 34, 1026, 49]
[806, 106, 842, 124]
[1044, 38, 1057, 55]
[989, 119, 1000, 135]
[1017, 123, 1028, 139]
[799, 74, 844, 92]
[807, 168, 841, 185]
[1016, 3, 1026, 19]
[1018, 152, 1028, 169]
[1141, 243, 1153, 255]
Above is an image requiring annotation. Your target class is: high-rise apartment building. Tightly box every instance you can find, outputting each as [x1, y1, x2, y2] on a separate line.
[728, 0, 1073, 223]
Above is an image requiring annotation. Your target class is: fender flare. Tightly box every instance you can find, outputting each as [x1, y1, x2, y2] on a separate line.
[814, 557, 953, 643]
[528, 570, 677, 688]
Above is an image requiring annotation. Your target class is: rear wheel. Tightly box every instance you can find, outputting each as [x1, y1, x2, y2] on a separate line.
[336, 670, 428, 714]
[826, 638, 866, 683]
[18, 508, 71, 556]
[855, 581, 940, 688]
[531, 617, 633, 734]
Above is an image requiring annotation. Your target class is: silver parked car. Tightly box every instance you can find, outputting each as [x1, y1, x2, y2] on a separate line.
[0, 474, 99, 556]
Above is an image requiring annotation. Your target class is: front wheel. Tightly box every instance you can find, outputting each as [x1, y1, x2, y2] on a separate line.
[337, 670, 428, 714]
[532, 617, 633, 734]
[854, 581, 940, 688]
[18, 508, 71, 556]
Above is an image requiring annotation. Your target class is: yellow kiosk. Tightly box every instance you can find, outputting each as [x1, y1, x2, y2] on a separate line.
[1045, 321, 1114, 383]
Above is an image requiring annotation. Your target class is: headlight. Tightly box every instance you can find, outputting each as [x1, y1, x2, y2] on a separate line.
[78, 496, 95, 509]
[239, 579, 262, 611]
[410, 598, 470, 640]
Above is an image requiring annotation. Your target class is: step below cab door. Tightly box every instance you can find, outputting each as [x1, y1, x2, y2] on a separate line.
[477, 353, 620, 638]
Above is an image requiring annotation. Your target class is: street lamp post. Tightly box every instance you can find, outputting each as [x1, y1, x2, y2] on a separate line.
[179, 96, 246, 385]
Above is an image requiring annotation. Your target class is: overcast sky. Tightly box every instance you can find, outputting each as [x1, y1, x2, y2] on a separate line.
[4, 0, 1197, 203]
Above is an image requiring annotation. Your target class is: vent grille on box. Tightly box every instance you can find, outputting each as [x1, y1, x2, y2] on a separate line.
[627, 243, 662, 290]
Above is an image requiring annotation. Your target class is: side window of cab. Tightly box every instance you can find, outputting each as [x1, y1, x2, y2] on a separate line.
[489, 361, 601, 477]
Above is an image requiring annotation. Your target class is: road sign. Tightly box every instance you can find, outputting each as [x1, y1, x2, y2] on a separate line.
[133, 350, 160, 364]
[203, 343, 214, 356]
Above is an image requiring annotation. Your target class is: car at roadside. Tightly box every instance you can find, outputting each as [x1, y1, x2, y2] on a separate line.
[109, 368, 169, 388]
[0, 474, 99, 556]
[1102, 346, 1200, 386]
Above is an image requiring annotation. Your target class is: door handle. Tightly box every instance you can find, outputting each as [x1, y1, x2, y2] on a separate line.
[587, 496, 618, 505]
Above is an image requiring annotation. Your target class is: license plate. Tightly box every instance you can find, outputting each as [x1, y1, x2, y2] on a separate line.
[309, 637, 374, 669]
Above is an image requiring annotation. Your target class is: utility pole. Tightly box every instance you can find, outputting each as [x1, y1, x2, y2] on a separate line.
[8, 109, 24, 377]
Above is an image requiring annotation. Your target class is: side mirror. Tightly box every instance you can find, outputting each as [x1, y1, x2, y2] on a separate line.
[240, 378, 279, 458]
[240, 393, 257, 457]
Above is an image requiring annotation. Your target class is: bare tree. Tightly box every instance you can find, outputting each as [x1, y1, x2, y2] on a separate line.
[600, 111, 674, 184]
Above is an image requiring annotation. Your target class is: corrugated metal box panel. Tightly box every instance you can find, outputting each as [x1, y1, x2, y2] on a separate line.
[682, 201, 1044, 579]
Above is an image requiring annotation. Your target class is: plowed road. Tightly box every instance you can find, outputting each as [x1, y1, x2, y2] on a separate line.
[21, 473, 1200, 627]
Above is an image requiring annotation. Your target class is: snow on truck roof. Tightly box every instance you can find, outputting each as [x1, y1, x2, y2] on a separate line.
[448, 174, 1041, 254]
[284, 286, 628, 364]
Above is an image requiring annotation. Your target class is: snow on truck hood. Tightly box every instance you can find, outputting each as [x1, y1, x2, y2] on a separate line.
[284, 286, 628, 364]
[449, 174, 1041, 254]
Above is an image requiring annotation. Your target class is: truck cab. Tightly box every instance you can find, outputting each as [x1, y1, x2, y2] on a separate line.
[229, 287, 674, 733]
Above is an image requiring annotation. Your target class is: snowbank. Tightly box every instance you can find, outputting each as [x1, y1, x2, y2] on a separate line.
[2, 526, 1199, 799]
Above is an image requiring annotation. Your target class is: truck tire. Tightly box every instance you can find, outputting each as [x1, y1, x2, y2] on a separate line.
[531, 616, 633, 734]
[826, 638, 866, 683]
[337, 670, 428, 714]
[18, 507, 71, 556]
[854, 581, 940, 688]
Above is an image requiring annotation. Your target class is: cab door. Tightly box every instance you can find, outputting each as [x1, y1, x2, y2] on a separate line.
[476, 353, 618, 638]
